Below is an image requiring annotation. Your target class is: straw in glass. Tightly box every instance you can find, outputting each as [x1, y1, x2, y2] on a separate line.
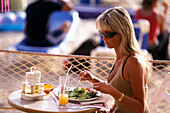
[64, 65, 72, 93]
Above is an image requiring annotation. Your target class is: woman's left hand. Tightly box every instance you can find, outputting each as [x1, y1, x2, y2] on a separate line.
[93, 82, 113, 94]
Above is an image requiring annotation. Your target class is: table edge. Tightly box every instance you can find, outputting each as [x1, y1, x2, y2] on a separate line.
[8, 90, 99, 113]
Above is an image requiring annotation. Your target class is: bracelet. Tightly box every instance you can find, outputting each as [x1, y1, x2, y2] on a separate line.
[118, 93, 124, 102]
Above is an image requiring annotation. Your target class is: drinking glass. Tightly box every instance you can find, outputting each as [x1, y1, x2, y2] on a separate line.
[59, 76, 69, 106]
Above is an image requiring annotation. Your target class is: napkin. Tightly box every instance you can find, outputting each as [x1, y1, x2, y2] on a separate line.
[50, 88, 109, 111]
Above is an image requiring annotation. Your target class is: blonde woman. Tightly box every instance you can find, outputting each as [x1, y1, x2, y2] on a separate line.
[79, 7, 149, 113]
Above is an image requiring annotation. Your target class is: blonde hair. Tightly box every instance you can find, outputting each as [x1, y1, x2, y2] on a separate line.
[96, 6, 141, 56]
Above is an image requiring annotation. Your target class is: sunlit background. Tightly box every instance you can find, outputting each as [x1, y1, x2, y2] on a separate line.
[0, 0, 169, 55]
[0, 0, 169, 113]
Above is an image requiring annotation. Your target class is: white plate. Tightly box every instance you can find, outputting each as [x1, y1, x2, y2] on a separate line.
[52, 87, 101, 102]
[68, 88, 101, 102]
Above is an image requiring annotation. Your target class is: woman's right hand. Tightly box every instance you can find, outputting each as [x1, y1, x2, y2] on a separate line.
[79, 70, 93, 82]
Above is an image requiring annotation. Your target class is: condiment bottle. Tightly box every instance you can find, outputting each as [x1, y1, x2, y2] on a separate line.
[38, 83, 44, 94]
[33, 71, 41, 94]
[21, 82, 27, 93]
[25, 72, 35, 94]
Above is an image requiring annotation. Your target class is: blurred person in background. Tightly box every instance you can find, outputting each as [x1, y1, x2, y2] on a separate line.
[79, 7, 150, 113]
[134, 0, 169, 61]
[23, 0, 73, 47]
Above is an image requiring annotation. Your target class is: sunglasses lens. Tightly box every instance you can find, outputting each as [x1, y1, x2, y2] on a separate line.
[99, 31, 117, 38]
[108, 32, 118, 38]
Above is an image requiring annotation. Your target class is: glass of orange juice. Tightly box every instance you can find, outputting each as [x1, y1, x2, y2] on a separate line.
[59, 76, 69, 106]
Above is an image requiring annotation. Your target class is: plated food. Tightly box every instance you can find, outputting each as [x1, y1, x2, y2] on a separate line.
[68, 87, 101, 102]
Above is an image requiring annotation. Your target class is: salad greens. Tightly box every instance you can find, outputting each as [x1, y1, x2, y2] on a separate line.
[68, 87, 98, 100]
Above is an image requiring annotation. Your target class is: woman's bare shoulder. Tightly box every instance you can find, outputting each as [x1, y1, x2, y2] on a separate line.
[129, 53, 144, 62]
[126, 53, 147, 70]
[123, 53, 147, 82]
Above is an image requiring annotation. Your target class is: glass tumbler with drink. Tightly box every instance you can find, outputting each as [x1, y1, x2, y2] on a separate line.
[59, 76, 70, 106]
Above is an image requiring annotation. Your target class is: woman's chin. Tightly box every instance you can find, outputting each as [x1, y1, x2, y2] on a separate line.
[106, 45, 113, 49]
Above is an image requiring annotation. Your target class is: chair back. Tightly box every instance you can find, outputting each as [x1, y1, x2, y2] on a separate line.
[0, 11, 26, 31]
[47, 10, 80, 53]
[48, 10, 79, 42]
[15, 11, 26, 25]
[149, 72, 170, 113]
[133, 19, 150, 49]
[15, 40, 60, 53]
[98, 19, 150, 49]
[48, 11, 73, 32]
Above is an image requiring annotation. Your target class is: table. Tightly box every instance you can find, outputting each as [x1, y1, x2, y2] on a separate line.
[8, 90, 114, 113]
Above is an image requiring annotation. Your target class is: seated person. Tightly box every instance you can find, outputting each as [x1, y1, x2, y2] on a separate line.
[134, 0, 169, 60]
[23, 0, 73, 47]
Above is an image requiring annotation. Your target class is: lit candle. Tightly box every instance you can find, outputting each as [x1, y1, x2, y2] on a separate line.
[1, 0, 3, 12]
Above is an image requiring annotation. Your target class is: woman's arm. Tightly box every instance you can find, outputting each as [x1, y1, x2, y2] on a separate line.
[79, 70, 105, 84]
[120, 56, 147, 113]
[158, 0, 168, 34]
[93, 55, 148, 113]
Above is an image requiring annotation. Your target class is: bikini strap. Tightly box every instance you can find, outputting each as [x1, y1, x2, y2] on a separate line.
[122, 53, 133, 78]
[109, 52, 133, 75]
[109, 64, 115, 74]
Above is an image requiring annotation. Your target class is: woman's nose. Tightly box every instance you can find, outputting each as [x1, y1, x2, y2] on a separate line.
[102, 36, 106, 41]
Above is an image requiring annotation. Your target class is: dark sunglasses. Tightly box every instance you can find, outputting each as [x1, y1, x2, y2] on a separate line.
[99, 31, 118, 38]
